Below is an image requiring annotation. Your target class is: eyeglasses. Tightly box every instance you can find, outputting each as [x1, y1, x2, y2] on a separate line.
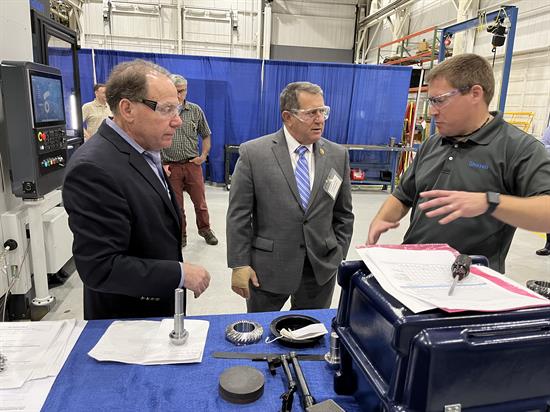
[139, 98, 182, 117]
[427, 87, 470, 109]
[290, 105, 331, 121]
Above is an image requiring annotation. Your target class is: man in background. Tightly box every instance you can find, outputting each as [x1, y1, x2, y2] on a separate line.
[82, 83, 112, 140]
[367, 53, 550, 273]
[161, 75, 218, 248]
[64, 60, 210, 320]
[227, 81, 354, 312]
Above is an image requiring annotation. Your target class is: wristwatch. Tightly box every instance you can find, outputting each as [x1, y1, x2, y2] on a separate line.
[486, 192, 500, 215]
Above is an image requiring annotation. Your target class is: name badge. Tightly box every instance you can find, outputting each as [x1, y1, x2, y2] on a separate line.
[323, 168, 342, 200]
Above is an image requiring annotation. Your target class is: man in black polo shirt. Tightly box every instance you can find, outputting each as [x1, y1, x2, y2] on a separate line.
[368, 53, 550, 273]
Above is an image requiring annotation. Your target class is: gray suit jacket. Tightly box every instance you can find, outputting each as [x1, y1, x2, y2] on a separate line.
[226, 129, 354, 294]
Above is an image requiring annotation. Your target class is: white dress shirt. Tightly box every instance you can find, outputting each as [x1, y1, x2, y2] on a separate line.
[283, 125, 315, 189]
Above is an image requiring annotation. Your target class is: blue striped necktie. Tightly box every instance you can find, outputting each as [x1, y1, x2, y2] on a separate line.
[294, 145, 311, 210]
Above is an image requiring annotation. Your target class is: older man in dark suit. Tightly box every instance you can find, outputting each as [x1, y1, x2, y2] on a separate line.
[63, 59, 210, 320]
[226, 81, 354, 312]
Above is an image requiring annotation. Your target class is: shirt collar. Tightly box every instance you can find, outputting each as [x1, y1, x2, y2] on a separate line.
[93, 99, 108, 107]
[283, 125, 313, 154]
[106, 118, 161, 160]
[441, 111, 501, 146]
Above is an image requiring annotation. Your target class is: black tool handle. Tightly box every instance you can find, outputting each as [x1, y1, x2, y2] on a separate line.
[452, 254, 472, 281]
[290, 351, 315, 408]
[281, 355, 296, 388]
[280, 355, 296, 412]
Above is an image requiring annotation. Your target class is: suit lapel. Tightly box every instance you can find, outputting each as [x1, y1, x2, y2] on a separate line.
[128, 151, 180, 224]
[271, 130, 303, 207]
[307, 140, 328, 213]
[101, 124, 181, 225]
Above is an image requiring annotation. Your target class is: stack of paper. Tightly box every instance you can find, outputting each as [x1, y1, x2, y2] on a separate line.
[0, 319, 86, 411]
[88, 319, 209, 365]
[0, 319, 79, 389]
[356, 244, 550, 313]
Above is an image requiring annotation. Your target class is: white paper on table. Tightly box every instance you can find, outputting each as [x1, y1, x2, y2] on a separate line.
[0, 320, 67, 389]
[0, 320, 86, 411]
[88, 319, 209, 365]
[29, 319, 77, 380]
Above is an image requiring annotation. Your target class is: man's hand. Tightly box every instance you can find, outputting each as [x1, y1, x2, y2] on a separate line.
[367, 220, 400, 245]
[183, 262, 211, 298]
[190, 154, 207, 165]
[231, 266, 259, 299]
[419, 190, 487, 224]
[163, 164, 171, 177]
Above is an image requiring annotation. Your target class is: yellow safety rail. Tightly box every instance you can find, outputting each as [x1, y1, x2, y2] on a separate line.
[503, 111, 534, 132]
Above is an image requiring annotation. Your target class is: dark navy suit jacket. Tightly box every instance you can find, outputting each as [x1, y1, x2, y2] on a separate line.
[63, 121, 184, 320]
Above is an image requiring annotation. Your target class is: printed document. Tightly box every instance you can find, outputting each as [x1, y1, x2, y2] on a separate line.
[0, 319, 86, 411]
[356, 244, 550, 313]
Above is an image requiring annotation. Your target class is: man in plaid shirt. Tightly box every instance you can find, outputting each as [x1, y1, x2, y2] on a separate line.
[161, 75, 218, 247]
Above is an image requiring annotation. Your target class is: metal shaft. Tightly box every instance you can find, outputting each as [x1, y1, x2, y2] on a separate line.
[290, 351, 315, 408]
[325, 331, 341, 367]
[174, 288, 185, 335]
[280, 355, 296, 412]
[281, 355, 296, 388]
[169, 288, 188, 345]
[448, 277, 458, 296]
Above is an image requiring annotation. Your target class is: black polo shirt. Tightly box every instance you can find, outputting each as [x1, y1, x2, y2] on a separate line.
[393, 111, 550, 273]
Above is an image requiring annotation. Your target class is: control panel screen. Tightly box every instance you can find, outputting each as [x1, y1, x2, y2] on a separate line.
[30, 72, 65, 126]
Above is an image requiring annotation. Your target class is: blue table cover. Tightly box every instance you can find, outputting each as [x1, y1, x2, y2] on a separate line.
[42, 309, 361, 411]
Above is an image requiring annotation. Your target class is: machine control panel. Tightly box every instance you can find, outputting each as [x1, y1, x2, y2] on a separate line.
[36, 128, 66, 151]
[35, 126, 67, 176]
[1, 61, 68, 199]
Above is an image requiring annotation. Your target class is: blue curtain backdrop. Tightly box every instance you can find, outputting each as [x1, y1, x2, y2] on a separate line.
[260, 60, 356, 143]
[77, 49, 411, 183]
[88, 49, 262, 183]
[78, 49, 95, 106]
[48, 47, 77, 130]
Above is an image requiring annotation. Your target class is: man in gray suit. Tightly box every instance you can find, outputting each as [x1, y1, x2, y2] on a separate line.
[226, 82, 354, 312]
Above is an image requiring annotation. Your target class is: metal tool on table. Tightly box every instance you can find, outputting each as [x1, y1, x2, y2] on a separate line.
[324, 331, 340, 368]
[289, 351, 345, 412]
[448, 254, 472, 296]
[212, 351, 325, 362]
[225, 320, 263, 345]
[0, 352, 6, 373]
[280, 354, 297, 412]
[169, 288, 189, 345]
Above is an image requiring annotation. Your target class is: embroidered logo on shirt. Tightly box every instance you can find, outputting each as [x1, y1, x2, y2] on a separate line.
[468, 160, 489, 170]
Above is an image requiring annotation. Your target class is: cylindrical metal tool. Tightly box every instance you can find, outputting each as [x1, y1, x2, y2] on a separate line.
[280, 354, 297, 412]
[324, 331, 341, 368]
[289, 351, 315, 409]
[169, 288, 189, 345]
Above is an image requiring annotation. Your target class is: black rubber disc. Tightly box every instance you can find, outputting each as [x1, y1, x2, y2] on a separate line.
[269, 314, 323, 348]
[219, 366, 264, 404]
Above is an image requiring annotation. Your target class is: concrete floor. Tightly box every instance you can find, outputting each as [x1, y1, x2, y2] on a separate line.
[43, 185, 550, 321]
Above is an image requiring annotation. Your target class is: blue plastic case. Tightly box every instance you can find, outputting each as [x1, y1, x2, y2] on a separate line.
[333, 260, 550, 411]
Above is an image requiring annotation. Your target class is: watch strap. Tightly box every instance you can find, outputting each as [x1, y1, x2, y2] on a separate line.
[486, 192, 500, 215]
